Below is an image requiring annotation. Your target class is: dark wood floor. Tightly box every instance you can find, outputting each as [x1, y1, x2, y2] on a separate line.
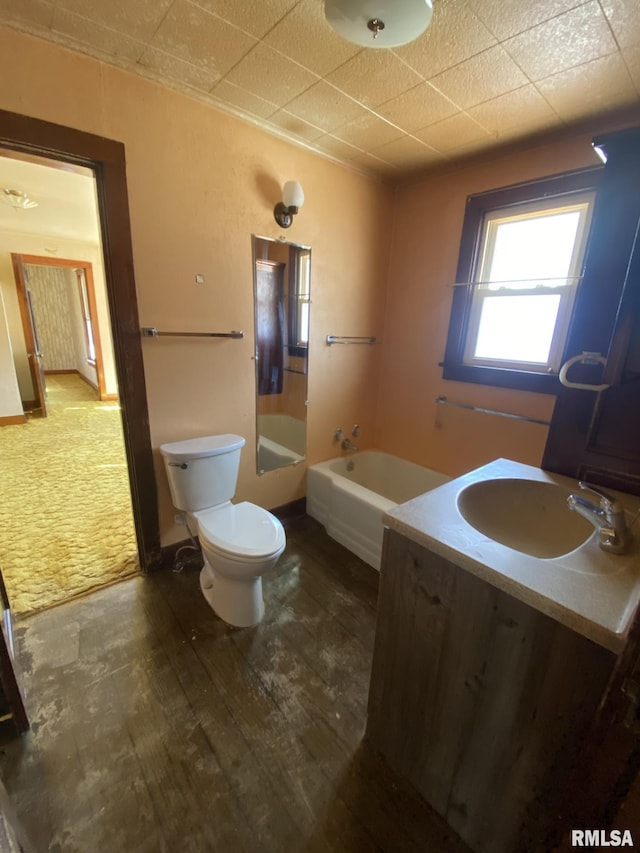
[0, 517, 470, 852]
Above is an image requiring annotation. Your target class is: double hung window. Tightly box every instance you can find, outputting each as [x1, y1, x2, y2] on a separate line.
[442, 169, 602, 393]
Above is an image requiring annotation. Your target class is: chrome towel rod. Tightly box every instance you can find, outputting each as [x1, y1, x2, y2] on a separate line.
[326, 335, 378, 345]
[435, 395, 550, 426]
[142, 327, 244, 339]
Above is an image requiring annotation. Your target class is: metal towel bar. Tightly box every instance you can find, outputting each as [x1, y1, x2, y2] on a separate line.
[435, 395, 550, 426]
[326, 335, 378, 345]
[142, 327, 244, 339]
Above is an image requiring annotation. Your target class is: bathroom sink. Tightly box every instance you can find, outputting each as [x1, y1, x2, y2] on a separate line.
[457, 478, 595, 559]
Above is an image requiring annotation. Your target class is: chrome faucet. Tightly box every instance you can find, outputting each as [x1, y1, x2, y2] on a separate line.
[341, 437, 358, 452]
[567, 482, 632, 554]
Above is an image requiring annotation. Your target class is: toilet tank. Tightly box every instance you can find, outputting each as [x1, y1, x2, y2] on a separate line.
[160, 434, 246, 511]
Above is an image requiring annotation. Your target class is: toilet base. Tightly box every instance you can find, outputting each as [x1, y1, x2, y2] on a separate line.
[200, 563, 265, 628]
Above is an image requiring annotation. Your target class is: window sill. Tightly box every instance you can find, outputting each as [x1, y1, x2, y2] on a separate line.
[441, 362, 560, 394]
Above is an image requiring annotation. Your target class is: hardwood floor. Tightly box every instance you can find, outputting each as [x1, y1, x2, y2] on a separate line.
[0, 517, 469, 852]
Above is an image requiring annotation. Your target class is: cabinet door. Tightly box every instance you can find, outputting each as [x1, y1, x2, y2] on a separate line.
[542, 127, 640, 495]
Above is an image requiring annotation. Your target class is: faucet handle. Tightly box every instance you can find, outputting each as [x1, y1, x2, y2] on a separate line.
[334, 427, 343, 442]
[578, 481, 620, 511]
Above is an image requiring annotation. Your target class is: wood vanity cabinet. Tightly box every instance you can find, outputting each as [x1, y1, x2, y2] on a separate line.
[366, 529, 617, 853]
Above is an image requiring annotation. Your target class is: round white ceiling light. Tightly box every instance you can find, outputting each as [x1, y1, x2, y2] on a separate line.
[324, 0, 433, 48]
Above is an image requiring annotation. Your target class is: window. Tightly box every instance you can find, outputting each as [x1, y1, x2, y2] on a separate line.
[442, 168, 602, 393]
[287, 247, 310, 357]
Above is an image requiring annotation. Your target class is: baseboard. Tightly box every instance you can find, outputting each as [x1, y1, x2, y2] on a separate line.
[100, 393, 119, 402]
[271, 497, 306, 522]
[0, 414, 26, 426]
[21, 400, 37, 411]
[44, 369, 77, 374]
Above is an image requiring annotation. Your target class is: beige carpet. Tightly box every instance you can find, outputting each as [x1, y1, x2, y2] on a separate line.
[0, 373, 139, 615]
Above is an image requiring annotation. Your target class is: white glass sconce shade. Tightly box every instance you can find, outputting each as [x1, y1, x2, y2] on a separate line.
[274, 180, 304, 229]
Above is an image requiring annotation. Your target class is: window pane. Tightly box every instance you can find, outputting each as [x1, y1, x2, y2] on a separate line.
[484, 210, 582, 289]
[474, 294, 561, 363]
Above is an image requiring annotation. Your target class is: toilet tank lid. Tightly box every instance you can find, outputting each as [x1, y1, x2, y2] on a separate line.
[160, 434, 246, 460]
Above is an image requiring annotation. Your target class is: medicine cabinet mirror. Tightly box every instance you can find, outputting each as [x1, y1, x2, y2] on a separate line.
[252, 235, 310, 475]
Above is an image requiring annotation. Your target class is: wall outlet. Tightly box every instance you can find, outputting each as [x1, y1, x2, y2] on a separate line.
[174, 512, 187, 526]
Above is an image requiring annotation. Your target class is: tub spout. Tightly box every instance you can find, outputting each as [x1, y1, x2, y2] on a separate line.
[341, 438, 358, 452]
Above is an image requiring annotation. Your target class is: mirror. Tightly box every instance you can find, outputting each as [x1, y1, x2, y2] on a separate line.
[252, 235, 310, 474]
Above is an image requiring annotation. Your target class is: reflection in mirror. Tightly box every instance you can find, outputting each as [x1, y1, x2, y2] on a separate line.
[253, 235, 310, 474]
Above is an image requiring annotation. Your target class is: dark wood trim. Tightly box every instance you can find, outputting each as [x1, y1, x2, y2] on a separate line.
[0, 109, 161, 571]
[442, 166, 603, 394]
[44, 368, 77, 374]
[20, 400, 37, 411]
[272, 497, 306, 522]
[0, 415, 26, 426]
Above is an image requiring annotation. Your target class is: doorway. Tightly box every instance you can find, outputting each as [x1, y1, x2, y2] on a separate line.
[0, 109, 160, 601]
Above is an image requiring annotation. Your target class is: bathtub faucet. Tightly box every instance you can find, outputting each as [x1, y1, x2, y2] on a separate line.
[341, 437, 358, 452]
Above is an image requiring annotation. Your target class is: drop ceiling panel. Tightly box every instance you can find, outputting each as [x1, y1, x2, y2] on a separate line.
[1, 0, 639, 179]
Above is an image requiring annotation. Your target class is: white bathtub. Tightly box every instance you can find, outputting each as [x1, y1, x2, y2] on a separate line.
[257, 414, 306, 473]
[307, 451, 450, 570]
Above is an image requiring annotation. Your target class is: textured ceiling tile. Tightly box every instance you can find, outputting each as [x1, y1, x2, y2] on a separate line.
[283, 80, 365, 131]
[210, 79, 279, 119]
[267, 109, 325, 141]
[0, 0, 54, 29]
[414, 113, 492, 153]
[187, 0, 299, 38]
[151, 0, 257, 79]
[224, 42, 318, 105]
[51, 9, 146, 63]
[430, 46, 529, 110]
[536, 53, 639, 121]
[600, 0, 640, 50]
[393, 0, 496, 79]
[622, 45, 640, 91]
[502, 2, 618, 82]
[376, 82, 459, 132]
[332, 113, 404, 149]
[263, 0, 360, 76]
[325, 49, 423, 109]
[467, 85, 558, 134]
[372, 134, 443, 169]
[465, 0, 590, 41]
[313, 134, 366, 159]
[54, 0, 174, 41]
[137, 45, 220, 91]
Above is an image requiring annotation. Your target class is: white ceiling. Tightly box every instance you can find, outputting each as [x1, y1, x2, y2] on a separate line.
[0, 154, 100, 244]
[1, 0, 639, 179]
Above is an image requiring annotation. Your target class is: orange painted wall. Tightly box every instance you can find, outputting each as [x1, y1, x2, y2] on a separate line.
[0, 28, 392, 545]
[376, 130, 613, 477]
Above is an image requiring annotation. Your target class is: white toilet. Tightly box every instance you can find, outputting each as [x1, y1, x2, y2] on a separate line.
[160, 434, 286, 627]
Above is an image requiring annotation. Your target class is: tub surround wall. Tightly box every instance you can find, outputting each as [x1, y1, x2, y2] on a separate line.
[0, 27, 392, 547]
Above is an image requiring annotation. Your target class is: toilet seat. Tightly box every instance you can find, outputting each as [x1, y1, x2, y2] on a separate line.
[196, 501, 285, 560]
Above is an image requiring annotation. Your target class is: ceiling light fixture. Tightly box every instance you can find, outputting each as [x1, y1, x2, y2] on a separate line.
[273, 181, 304, 229]
[0, 188, 39, 209]
[324, 0, 433, 48]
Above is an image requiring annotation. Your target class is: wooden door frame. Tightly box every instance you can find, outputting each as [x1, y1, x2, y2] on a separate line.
[10, 254, 47, 416]
[0, 109, 161, 572]
[13, 254, 109, 401]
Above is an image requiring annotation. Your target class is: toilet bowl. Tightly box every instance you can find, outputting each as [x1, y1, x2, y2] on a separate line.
[160, 434, 286, 627]
[195, 501, 285, 626]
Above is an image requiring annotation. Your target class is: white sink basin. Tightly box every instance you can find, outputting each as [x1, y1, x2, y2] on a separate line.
[457, 478, 594, 559]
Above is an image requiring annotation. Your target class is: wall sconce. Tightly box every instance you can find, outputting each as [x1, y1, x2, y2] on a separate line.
[274, 180, 304, 229]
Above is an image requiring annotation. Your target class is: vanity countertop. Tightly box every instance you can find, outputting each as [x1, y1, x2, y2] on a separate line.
[384, 458, 640, 653]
